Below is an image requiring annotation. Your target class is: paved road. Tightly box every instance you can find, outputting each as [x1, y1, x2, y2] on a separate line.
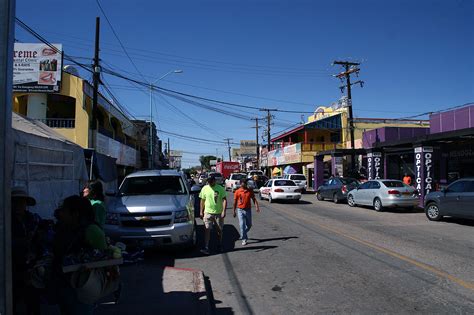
[99, 192, 474, 314]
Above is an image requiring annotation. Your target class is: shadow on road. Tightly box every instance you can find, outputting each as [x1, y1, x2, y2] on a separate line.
[441, 217, 474, 227]
[248, 236, 298, 243]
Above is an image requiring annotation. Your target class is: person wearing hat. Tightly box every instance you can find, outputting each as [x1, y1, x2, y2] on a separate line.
[11, 187, 42, 315]
[199, 174, 227, 255]
[233, 178, 261, 246]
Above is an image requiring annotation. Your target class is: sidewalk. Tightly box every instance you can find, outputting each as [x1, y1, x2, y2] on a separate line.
[42, 266, 214, 315]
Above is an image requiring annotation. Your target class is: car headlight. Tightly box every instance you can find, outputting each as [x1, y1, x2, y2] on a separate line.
[105, 212, 120, 225]
[174, 210, 189, 223]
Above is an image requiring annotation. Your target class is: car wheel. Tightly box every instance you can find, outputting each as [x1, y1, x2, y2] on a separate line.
[316, 192, 324, 201]
[425, 203, 442, 221]
[373, 198, 383, 212]
[333, 193, 340, 204]
[347, 195, 356, 207]
[269, 194, 274, 203]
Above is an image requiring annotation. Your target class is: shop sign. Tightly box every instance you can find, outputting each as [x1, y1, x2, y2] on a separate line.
[414, 147, 434, 197]
[13, 43, 63, 93]
[367, 152, 383, 180]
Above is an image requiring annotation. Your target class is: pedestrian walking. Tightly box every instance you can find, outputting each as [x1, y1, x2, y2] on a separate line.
[233, 178, 260, 246]
[199, 174, 227, 255]
[82, 180, 106, 228]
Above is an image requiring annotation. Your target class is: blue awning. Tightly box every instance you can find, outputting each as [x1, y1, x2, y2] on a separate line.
[305, 114, 342, 129]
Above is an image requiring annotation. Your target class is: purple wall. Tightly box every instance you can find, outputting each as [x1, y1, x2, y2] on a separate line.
[430, 104, 474, 134]
[363, 127, 429, 149]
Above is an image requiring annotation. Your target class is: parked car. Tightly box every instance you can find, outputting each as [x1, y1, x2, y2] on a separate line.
[283, 174, 308, 192]
[424, 178, 474, 221]
[317, 177, 360, 203]
[104, 170, 196, 249]
[198, 173, 208, 185]
[259, 179, 302, 203]
[247, 170, 264, 179]
[347, 179, 419, 211]
[225, 173, 246, 191]
[208, 172, 224, 185]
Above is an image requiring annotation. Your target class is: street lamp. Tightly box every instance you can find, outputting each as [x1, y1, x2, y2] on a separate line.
[149, 69, 183, 169]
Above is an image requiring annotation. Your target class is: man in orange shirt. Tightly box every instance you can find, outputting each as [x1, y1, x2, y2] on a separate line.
[403, 173, 412, 186]
[233, 179, 261, 246]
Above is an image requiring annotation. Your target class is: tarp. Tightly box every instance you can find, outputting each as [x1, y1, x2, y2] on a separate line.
[84, 149, 118, 182]
[283, 165, 298, 174]
[12, 113, 89, 218]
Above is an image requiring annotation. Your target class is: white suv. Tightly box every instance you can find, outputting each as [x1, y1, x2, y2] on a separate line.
[225, 173, 246, 191]
[283, 174, 307, 192]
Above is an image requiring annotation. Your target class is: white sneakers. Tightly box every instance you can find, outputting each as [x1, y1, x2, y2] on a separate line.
[241, 239, 248, 246]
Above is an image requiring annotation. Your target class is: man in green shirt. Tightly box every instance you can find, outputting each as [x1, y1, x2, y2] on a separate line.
[199, 174, 227, 255]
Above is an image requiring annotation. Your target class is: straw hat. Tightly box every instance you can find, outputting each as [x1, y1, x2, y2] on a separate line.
[11, 187, 36, 206]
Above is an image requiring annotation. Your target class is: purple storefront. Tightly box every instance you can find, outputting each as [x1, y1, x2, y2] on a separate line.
[362, 104, 474, 205]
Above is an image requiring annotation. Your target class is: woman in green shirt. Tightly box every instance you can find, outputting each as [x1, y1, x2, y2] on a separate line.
[82, 180, 107, 228]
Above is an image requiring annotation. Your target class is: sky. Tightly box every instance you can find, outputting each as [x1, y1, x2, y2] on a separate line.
[15, 0, 474, 168]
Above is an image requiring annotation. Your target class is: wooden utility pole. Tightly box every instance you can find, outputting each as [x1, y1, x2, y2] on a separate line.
[333, 61, 364, 170]
[259, 108, 276, 175]
[224, 138, 233, 161]
[251, 118, 260, 169]
[91, 17, 101, 150]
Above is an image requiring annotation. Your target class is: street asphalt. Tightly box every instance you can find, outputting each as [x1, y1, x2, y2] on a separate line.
[97, 192, 474, 315]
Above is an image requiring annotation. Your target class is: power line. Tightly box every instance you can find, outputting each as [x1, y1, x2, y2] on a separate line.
[95, 0, 148, 83]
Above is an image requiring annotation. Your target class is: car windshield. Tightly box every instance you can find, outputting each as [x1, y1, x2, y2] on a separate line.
[232, 174, 245, 180]
[382, 181, 405, 188]
[274, 180, 297, 186]
[341, 178, 359, 185]
[291, 175, 306, 180]
[120, 176, 187, 195]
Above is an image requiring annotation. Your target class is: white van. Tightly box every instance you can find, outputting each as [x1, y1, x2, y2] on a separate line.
[283, 174, 307, 191]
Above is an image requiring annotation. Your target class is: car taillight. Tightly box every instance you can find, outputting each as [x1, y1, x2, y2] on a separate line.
[274, 188, 284, 192]
[388, 190, 401, 195]
[341, 185, 347, 193]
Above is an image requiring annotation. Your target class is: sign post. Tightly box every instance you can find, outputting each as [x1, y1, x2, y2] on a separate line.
[0, 0, 15, 313]
[414, 146, 434, 207]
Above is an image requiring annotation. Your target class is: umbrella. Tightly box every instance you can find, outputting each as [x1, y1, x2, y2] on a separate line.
[272, 167, 281, 175]
[283, 165, 298, 174]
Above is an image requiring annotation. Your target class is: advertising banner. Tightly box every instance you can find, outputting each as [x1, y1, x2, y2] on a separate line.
[13, 43, 63, 93]
[367, 152, 383, 180]
[414, 147, 434, 203]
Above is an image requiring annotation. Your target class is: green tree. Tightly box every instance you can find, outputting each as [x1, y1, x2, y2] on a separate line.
[199, 155, 217, 171]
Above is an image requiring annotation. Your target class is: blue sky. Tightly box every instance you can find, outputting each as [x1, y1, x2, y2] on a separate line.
[15, 0, 474, 167]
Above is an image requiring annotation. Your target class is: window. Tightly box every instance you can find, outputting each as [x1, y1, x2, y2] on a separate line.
[274, 180, 296, 186]
[369, 181, 381, 189]
[447, 181, 466, 193]
[340, 178, 358, 185]
[464, 181, 474, 193]
[382, 181, 405, 188]
[359, 182, 371, 190]
[120, 176, 186, 195]
[291, 175, 306, 180]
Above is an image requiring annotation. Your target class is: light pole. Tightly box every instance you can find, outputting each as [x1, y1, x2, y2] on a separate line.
[149, 69, 182, 169]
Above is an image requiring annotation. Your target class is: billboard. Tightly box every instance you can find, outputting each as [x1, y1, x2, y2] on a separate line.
[13, 43, 63, 93]
[239, 140, 257, 156]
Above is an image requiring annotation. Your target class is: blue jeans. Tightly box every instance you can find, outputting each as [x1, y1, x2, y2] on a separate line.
[237, 208, 252, 240]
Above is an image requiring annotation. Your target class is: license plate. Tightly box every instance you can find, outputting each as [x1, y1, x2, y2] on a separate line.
[286, 195, 292, 199]
[402, 192, 411, 195]
[141, 239, 155, 247]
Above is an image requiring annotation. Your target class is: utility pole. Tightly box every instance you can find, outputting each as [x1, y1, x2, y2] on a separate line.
[251, 118, 260, 169]
[333, 60, 364, 171]
[224, 138, 233, 161]
[259, 108, 276, 176]
[91, 17, 101, 150]
[0, 0, 15, 312]
[167, 138, 171, 168]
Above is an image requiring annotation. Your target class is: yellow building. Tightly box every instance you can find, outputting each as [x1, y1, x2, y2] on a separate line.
[268, 101, 429, 184]
[12, 70, 141, 174]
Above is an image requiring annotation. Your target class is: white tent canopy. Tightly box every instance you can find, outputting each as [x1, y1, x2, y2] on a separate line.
[12, 113, 88, 219]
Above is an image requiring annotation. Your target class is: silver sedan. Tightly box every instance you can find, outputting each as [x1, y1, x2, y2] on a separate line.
[347, 179, 419, 211]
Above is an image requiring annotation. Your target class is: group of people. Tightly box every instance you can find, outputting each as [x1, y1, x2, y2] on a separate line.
[12, 180, 110, 315]
[198, 174, 261, 255]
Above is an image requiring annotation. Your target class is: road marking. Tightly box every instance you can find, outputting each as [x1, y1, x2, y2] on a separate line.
[270, 202, 474, 292]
